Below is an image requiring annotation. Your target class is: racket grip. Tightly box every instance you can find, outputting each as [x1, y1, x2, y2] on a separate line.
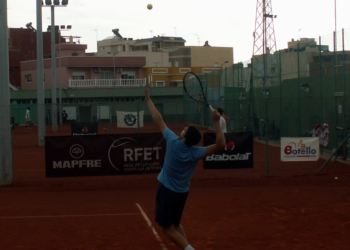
[208, 105, 214, 112]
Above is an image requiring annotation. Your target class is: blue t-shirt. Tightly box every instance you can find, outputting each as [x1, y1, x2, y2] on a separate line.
[157, 127, 206, 193]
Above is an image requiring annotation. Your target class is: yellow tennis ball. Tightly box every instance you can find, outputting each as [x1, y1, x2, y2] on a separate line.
[335, 177, 338, 180]
[147, 4, 153, 10]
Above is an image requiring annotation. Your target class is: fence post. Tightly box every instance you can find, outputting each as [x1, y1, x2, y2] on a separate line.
[137, 101, 140, 133]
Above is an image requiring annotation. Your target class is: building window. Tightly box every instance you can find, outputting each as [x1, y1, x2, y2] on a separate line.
[175, 61, 179, 67]
[72, 72, 85, 80]
[101, 71, 111, 79]
[25, 74, 32, 83]
[72, 52, 78, 56]
[156, 81, 165, 87]
[10, 67, 19, 72]
[215, 62, 219, 67]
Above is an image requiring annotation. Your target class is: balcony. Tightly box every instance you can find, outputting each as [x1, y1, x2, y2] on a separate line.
[68, 78, 146, 88]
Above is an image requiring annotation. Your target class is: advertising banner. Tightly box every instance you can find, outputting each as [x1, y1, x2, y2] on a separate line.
[203, 132, 253, 169]
[71, 122, 98, 136]
[117, 111, 144, 128]
[281, 137, 320, 161]
[45, 133, 166, 177]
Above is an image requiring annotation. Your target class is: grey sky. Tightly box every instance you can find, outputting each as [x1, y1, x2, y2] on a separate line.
[7, 0, 350, 63]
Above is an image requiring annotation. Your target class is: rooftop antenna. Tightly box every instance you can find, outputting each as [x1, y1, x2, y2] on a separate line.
[149, 30, 153, 37]
[172, 26, 177, 36]
[194, 33, 200, 45]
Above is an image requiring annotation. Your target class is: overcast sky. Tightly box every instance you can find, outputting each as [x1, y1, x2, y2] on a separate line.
[6, 0, 350, 63]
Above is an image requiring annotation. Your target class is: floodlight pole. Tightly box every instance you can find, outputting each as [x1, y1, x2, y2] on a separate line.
[50, 5, 58, 132]
[0, 0, 13, 186]
[37, 0, 46, 146]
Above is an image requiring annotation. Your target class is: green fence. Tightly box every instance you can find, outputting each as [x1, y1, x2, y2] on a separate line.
[10, 29, 350, 154]
[183, 29, 350, 152]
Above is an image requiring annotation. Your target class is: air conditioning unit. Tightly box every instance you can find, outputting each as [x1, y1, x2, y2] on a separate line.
[93, 67, 101, 73]
[116, 68, 123, 73]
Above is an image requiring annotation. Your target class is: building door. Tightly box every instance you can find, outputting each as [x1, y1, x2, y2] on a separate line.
[79, 105, 92, 123]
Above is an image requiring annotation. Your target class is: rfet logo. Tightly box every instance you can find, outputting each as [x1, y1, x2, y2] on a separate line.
[108, 137, 138, 170]
[108, 137, 162, 171]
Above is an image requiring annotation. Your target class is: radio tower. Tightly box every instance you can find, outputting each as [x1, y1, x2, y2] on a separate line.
[252, 0, 279, 87]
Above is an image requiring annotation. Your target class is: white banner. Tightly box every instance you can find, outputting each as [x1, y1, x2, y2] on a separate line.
[281, 137, 320, 162]
[116, 111, 144, 128]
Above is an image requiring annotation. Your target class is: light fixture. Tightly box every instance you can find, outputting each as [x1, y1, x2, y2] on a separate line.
[45, 0, 52, 5]
[262, 88, 269, 96]
[300, 83, 309, 92]
[220, 60, 229, 68]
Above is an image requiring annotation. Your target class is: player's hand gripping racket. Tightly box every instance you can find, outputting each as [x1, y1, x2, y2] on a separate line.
[183, 72, 214, 112]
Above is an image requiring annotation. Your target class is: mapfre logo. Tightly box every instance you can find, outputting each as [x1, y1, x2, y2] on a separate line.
[70, 144, 84, 159]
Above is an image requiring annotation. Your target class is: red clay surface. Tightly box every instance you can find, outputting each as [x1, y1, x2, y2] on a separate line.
[1, 123, 350, 250]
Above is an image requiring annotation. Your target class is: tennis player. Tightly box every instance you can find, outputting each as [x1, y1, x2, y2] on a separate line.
[145, 84, 225, 250]
[216, 107, 227, 133]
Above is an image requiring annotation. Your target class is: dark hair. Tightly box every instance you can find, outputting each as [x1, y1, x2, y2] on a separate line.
[217, 107, 223, 116]
[184, 126, 202, 146]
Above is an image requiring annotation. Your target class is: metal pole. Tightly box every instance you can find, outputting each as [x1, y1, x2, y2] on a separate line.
[51, 5, 57, 132]
[59, 30, 62, 125]
[0, 0, 13, 186]
[37, 0, 46, 146]
[342, 29, 347, 130]
[297, 43, 301, 136]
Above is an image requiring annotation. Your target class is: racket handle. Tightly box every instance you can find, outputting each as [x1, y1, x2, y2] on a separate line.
[208, 105, 214, 112]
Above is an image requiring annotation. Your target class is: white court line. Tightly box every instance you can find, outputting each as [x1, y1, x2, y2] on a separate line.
[136, 203, 168, 250]
[0, 213, 139, 219]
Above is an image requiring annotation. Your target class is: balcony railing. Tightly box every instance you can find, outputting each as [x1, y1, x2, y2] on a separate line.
[68, 78, 146, 88]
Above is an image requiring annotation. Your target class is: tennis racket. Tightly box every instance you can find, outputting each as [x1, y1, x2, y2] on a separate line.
[182, 72, 214, 112]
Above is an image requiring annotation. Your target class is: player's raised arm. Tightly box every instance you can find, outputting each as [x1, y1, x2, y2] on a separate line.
[145, 83, 166, 133]
[205, 109, 226, 156]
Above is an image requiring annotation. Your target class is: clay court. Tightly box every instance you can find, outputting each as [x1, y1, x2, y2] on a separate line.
[1, 123, 350, 250]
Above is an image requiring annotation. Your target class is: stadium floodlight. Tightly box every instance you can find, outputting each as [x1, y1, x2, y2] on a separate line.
[45, 0, 52, 5]
[67, 25, 72, 29]
[62, 0, 69, 5]
[54, 0, 60, 5]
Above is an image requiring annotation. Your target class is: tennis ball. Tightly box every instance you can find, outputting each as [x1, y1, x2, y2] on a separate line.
[335, 176, 338, 180]
[147, 4, 153, 10]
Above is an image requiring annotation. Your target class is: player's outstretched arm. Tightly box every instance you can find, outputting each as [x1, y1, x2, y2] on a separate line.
[205, 110, 226, 156]
[145, 83, 166, 133]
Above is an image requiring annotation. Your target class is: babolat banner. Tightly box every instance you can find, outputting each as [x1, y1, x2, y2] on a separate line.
[45, 133, 166, 177]
[71, 122, 98, 136]
[203, 132, 253, 169]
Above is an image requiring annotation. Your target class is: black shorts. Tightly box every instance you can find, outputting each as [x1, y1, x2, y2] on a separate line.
[155, 183, 189, 228]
